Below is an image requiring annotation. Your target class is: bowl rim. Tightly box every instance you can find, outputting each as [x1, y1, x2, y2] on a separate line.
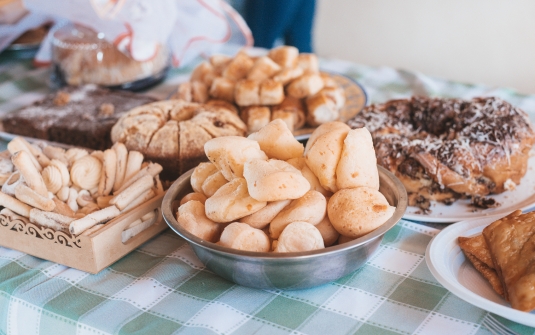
[162, 165, 407, 261]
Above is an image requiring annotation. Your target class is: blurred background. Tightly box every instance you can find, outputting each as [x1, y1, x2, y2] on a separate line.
[234, 0, 535, 95]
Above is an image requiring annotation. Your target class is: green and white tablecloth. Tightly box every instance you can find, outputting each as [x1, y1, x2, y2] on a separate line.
[1, 55, 535, 335]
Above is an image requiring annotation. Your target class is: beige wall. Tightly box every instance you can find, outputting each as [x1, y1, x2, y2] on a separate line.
[314, 0, 535, 94]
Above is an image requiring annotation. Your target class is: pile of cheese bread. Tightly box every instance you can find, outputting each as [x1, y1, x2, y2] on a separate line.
[173, 46, 346, 133]
[0, 137, 163, 241]
[176, 120, 396, 253]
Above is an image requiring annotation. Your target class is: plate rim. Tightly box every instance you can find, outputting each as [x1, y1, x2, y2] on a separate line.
[425, 214, 535, 327]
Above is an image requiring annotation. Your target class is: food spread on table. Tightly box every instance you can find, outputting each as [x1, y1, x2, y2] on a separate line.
[175, 120, 395, 252]
[172, 46, 348, 134]
[348, 96, 535, 213]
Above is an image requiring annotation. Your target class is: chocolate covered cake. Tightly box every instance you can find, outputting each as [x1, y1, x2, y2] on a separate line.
[1, 85, 155, 150]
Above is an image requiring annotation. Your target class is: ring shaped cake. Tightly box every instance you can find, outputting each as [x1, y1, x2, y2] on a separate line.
[348, 96, 535, 210]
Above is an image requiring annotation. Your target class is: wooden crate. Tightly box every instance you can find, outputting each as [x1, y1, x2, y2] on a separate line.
[0, 193, 167, 273]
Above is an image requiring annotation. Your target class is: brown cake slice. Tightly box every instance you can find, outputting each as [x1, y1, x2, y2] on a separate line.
[1, 85, 155, 150]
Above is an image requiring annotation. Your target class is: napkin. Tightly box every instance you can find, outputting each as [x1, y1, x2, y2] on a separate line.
[20, 0, 252, 67]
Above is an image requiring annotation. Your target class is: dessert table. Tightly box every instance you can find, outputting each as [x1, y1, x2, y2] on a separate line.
[1, 55, 535, 335]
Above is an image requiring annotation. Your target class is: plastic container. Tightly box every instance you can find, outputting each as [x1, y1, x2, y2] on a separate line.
[51, 24, 169, 91]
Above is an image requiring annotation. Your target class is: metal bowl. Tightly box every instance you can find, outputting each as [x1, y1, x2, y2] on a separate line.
[162, 166, 407, 290]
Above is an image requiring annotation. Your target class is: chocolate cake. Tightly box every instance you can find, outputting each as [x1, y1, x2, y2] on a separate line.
[1, 85, 155, 150]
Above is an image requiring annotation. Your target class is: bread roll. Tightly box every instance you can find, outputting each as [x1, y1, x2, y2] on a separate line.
[304, 121, 350, 156]
[222, 52, 254, 81]
[210, 54, 232, 74]
[243, 159, 310, 202]
[239, 199, 290, 229]
[320, 72, 338, 88]
[205, 178, 267, 223]
[286, 157, 330, 196]
[191, 81, 209, 103]
[306, 92, 339, 127]
[209, 77, 236, 103]
[273, 96, 305, 130]
[321, 86, 345, 109]
[287, 74, 324, 99]
[274, 221, 324, 252]
[336, 128, 379, 190]
[204, 136, 268, 181]
[272, 66, 304, 85]
[259, 79, 284, 105]
[177, 200, 221, 242]
[269, 190, 326, 238]
[247, 119, 304, 160]
[247, 56, 281, 81]
[191, 162, 218, 194]
[180, 192, 207, 206]
[235, 79, 260, 106]
[315, 215, 340, 247]
[304, 122, 350, 192]
[271, 110, 295, 132]
[219, 222, 270, 252]
[328, 187, 395, 238]
[191, 61, 217, 86]
[268, 46, 299, 68]
[240, 106, 271, 133]
[202, 171, 228, 197]
[173, 82, 192, 101]
[297, 54, 319, 73]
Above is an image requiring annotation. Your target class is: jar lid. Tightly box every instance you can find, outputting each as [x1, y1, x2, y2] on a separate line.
[52, 23, 113, 51]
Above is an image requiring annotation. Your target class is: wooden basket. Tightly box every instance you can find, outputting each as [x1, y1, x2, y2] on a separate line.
[0, 193, 167, 273]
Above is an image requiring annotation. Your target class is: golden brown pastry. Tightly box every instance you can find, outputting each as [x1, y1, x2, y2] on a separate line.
[235, 79, 260, 106]
[240, 106, 271, 133]
[247, 56, 281, 81]
[222, 52, 254, 81]
[286, 74, 324, 99]
[247, 119, 304, 160]
[272, 96, 305, 130]
[268, 46, 299, 68]
[209, 77, 236, 103]
[259, 79, 284, 105]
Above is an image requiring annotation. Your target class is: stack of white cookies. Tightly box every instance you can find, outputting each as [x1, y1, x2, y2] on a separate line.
[0, 137, 164, 240]
[176, 119, 395, 253]
[173, 46, 346, 133]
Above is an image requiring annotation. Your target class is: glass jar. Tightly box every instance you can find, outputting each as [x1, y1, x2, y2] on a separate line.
[51, 23, 169, 90]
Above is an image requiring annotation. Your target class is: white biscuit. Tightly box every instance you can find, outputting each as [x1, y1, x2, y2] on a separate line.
[269, 190, 326, 239]
[205, 178, 267, 223]
[191, 162, 219, 194]
[336, 128, 379, 190]
[239, 199, 290, 229]
[243, 159, 310, 202]
[177, 200, 221, 242]
[274, 221, 324, 253]
[328, 187, 395, 238]
[219, 222, 270, 252]
[247, 119, 304, 160]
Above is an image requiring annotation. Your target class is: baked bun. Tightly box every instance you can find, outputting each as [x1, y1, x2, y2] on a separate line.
[336, 128, 379, 190]
[315, 215, 340, 247]
[191, 162, 218, 194]
[271, 110, 295, 132]
[191, 81, 209, 103]
[222, 52, 254, 81]
[179, 192, 207, 206]
[240, 106, 271, 133]
[243, 159, 310, 201]
[268, 46, 299, 68]
[205, 178, 267, 223]
[173, 82, 192, 102]
[177, 200, 221, 242]
[269, 190, 326, 238]
[321, 86, 345, 109]
[259, 79, 284, 105]
[304, 122, 351, 192]
[206, 99, 239, 114]
[111, 100, 246, 179]
[190, 62, 217, 86]
[328, 187, 395, 238]
[297, 54, 319, 73]
[272, 67, 304, 85]
[286, 157, 330, 196]
[209, 77, 236, 103]
[274, 221, 324, 252]
[248, 56, 281, 81]
[247, 119, 304, 160]
[219, 222, 270, 252]
[235, 79, 260, 106]
[306, 92, 339, 127]
[239, 199, 290, 229]
[201, 171, 228, 197]
[273, 96, 305, 130]
[210, 54, 232, 74]
[287, 74, 324, 99]
[204, 136, 268, 180]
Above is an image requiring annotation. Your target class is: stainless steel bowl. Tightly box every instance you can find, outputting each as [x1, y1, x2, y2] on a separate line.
[162, 166, 407, 290]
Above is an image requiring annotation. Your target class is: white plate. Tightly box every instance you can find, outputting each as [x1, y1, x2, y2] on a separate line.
[426, 215, 535, 327]
[403, 155, 535, 223]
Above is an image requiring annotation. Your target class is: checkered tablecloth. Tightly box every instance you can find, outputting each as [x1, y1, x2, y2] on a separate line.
[1, 54, 535, 335]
